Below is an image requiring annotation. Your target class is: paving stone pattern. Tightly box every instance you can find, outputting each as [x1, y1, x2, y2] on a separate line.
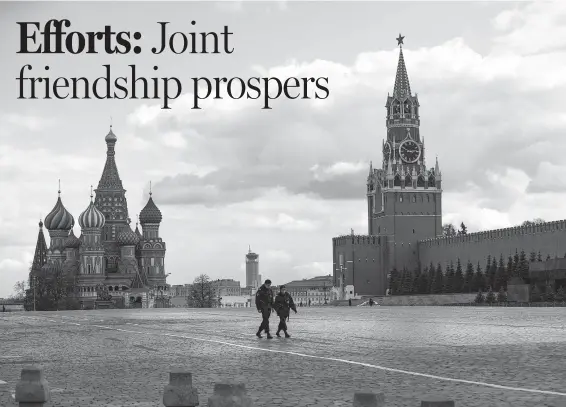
[1, 307, 566, 407]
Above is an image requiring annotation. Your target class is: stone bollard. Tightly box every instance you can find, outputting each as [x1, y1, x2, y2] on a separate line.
[353, 391, 385, 407]
[208, 382, 253, 407]
[421, 395, 455, 407]
[14, 366, 50, 407]
[163, 370, 199, 407]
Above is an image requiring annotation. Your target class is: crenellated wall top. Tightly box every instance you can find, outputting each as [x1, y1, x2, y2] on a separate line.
[417, 220, 566, 247]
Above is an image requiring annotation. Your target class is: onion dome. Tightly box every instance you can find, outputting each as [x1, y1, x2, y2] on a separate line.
[139, 191, 162, 224]
[44, 192, 74, 231]
[105, 125, 117, 143]
[64, 229, 81, 249]
[117, 218, 140, 246]
[78, 200, 106, 229]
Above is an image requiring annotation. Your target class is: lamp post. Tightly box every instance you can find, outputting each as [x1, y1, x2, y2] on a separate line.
[33, 276, 37, 312]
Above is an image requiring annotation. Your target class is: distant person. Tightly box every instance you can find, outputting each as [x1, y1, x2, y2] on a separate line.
[369, 298, 374, 307]
[274, 285, 297, 338]
[308, 299, 311, 307]
[255, 279, 274, 339]
[348, 298, 352, 306]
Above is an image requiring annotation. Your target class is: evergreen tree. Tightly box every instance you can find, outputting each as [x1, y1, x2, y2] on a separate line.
[443, 261, 455, 293]
[402, 268, 413, 294]
[418, 266, 430, 294]
[388, 268, 400, 295]
[474, 290, 485, 304]
[427, 261, 435, 293]
[545, 282, 555, 303]
[506, 255, 515, 279]
[556, 286, 565, 303]
[518, 250, 529, 281]
[495, 256, 507, 291]
[411, 266, 421, 295]
[472, 262, 484, 292]
[529, 251, 537, 263]
[485, 255, 492, 276]
[452, 259, 464, 293]
[431, 263, 444, 294]
[462, 261, 474, 293]
[487, 256, 497, 291]
[485, 287, 496, 304]
[537, 251, 542, 262]
[497, 286, 507, 303]
[530, 285, 541, 302]
[459, 222, 468, 235]
[546, 254, 551, 261]
[513, 249, 520, 273]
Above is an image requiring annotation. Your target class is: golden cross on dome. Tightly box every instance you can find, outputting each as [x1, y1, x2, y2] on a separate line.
[149, 180, 152, 196]
[90, 185, 93, 201]
[58, 179, 61, 196]
[396, 33, 405, 47]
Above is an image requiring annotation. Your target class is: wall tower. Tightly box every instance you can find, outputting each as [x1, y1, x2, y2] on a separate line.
[139, 184, 167, 288]
[367, 34, 443, 273]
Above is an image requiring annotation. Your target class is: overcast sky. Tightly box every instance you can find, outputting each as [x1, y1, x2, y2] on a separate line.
[0, 1, 565, 297]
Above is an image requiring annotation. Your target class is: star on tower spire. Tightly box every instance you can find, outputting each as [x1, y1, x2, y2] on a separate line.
[393, 34, 411, 98]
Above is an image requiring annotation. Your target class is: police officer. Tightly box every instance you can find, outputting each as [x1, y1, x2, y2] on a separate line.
[273, 285, 297, 338]
[255, 279, 274, 339]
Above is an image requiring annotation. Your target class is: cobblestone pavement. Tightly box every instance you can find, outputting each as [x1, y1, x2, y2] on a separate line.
[1, 307, 566, 407]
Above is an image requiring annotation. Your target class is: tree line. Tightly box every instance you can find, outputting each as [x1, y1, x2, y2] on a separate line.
[388, 249, 561, 301]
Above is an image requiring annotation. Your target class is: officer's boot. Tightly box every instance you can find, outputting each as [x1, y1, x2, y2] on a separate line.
[266, 332, 273, 339]
[284, 331, 291, 338]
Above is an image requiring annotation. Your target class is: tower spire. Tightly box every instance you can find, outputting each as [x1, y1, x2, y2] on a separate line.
[30, 219, 48, 278]
[149, 181, 152, 196]
[393, 34, 411, 99]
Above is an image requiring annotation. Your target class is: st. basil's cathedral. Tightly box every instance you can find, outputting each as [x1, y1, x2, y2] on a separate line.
[29, 126, 168, 308]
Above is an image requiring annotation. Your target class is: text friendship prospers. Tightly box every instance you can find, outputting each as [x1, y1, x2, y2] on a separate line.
[15, 19, 330, 109]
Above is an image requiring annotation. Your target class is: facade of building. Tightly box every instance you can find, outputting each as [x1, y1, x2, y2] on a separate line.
[30, 126, 169, 308]
[245, 246, 260, 288]
[283, 275, 337, 305]
[332, 36, 566, 297]
[211, 278, 242, 297]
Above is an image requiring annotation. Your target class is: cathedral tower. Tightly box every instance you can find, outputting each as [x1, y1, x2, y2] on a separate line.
[29, 220, 48, 284]
[139, 186, 166, 287]
[43, 186, 75, 271]
[367, 35, 442, 272]
[94, 126, 130, 273]
[78, 192, 106, 277]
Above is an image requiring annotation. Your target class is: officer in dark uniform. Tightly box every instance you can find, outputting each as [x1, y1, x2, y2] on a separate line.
[255, 279, 274, 339]
[273, 285, 297, 338]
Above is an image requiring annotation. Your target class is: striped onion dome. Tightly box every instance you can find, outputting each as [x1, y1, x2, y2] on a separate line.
[44, 195, 74, 231]
[117, 222, 140, 246]
[78, 200, 106, 229]
[139, 194, 162, 224]
[64, 229, 81, 249]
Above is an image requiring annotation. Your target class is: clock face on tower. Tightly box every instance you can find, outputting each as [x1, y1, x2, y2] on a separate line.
[383, 142, 392, 160]
[399, 140, 421, 163]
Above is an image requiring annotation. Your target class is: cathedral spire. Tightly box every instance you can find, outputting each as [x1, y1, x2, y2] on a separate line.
[30, 219, 48, 276]
[393, 34, 411, 99]
[97, 126, 123, 190]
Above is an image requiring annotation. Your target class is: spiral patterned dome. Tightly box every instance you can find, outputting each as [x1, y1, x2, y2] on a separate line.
[64, 229, 81, 249]
[117, 223, 140, 246]
[78, 201, 106, 229]
[139, 195, 162, 224]
[44, 196, 74, 231]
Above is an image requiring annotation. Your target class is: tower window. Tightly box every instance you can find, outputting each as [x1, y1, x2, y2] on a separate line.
[413, 229, 415, 233]
[394, 174, 402, 187]
[399, 195, 403, 202]
[412, 195, 416, 203]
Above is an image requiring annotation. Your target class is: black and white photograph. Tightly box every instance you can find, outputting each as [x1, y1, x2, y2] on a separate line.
[1, 1, 565, 406]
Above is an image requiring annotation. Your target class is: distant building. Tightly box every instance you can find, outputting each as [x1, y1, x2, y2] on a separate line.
[211, 279, 242, 297]
[245, 246, 260, 288]
[283, 275, 337, 305]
